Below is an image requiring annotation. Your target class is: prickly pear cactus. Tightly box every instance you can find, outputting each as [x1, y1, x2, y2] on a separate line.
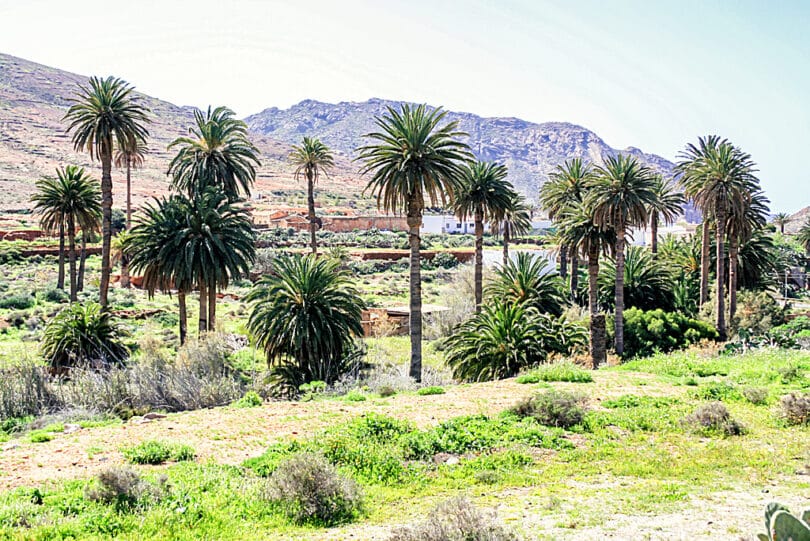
[760, 502, 810, 541]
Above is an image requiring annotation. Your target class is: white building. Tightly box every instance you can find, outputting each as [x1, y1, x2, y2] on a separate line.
[421, 215, 491, 235]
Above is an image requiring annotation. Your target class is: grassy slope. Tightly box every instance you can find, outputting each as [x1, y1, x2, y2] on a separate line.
[0, 350, 807, 540]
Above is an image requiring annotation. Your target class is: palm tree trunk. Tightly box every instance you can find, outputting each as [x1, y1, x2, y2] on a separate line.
[99, 148, 113, 309]
[407, 198, 423, 383]
[615, 227, 626, 356]
[308, 172, 317, 255]
[208, 283, 217, 332]
[67, 215, 77, 302]
[121, 159, 131, 288]
[198, 282, 208, 334]
[474, 209, 484, 311]
[178, 289, 187, 346]
[650, 211, 659, 254]
[728, 237, 738, 321]
[78, 232, 86, 292]
[502, 222, 510, 267]
[588, 242, 606, 369]
[569, 246, 579, 298]
[715, 207, 727, 341]
[699, 221, 710, 306]
[57, 222, 65, 290]
[559, 245, 568, 278]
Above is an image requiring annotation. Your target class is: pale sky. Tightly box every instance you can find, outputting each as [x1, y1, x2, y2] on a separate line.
[1, 0, 808, 212]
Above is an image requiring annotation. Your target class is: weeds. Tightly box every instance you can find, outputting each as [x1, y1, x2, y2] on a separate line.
[389, 497, 520, 541]
[122, 441, 196, 465]
[681, 402, 745, 436]
[779, 393, 809, 425]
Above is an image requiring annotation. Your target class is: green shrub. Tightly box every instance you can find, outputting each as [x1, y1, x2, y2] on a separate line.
[417, 386, 445, 396]
[321, 435, 406, 484]
[344, 390, 367, 402]
[0, 293, 35, 310]
[266, 452, 363, 525]
[519, 362, 593, 383]
[618, 308, 718, 359]
[431, 251, 460, 269]
[511, 389, 586, 429]
[29, 431, 52, 443]
[233, 391, 262, 408]
[741, 386, 769, 405]
[123, 441, 196, 465]
[767, 316, 810, 349]
[84, 467, 147, 509]
[681, 402, 745, 436]
[691, 381, 741, 402]
[42, 288, 69, 303]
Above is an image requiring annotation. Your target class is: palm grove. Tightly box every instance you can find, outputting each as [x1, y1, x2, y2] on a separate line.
[30, 75, 806, 391]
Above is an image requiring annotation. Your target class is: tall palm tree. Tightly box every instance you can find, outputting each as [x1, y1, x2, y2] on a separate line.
[31, 166, 102, 301]
[492, 192, 532, 266]
[453, 161, 514, 310]
[357, 103, 471, 382]
[726, 187, 769, 319]
[63, 76, 150, 308]
[797, 218, 810, 255]
[677, 136, 756, 341]
[587, 154, 657, 356]
[558, 203, 616, 368]
[114, 140, 147, 288]
[648, 175, 685, 253]
[168, 106, 260, 201]
[485, 252, 568, 316]
[539, 158, 594, 294]
[290, 137, 334, 254]
[126, 196, 194, 344]
[771, 212, 791, 235]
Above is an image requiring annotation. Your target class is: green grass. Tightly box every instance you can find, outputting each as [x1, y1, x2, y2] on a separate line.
[516, 361, 594, 383]
[122, 441, 196, 465]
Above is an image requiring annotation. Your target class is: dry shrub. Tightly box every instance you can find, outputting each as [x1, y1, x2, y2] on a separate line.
[266, 452, 362, 526]
[741, 386, 769, 405]
[681, 402, 745, 436]
[511, 389, 587, 429]
[389, 497, 520, 541]
[85, 467, 146, 507]
[779, 393, 810, 426]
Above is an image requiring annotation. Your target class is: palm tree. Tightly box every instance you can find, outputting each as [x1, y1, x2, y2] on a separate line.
[168, 106, 260, 200]
[357, 103, 471, 382]
[63, 76, 150, 309]
[648, 176, 685, 253]
[126, 196, 194, 344]
[677, 137, 756, 341]
[31, 166, 102, 301]
[41, 302, 128, 369]
[485, 252, 568, 316]
[557, 204, 616, 368]
[539, 158, 594, 294]
[114, 140, 147, 288]
[453, 161, 514, 310]
[492, 192, 532, 266]
[797, 218, 810, 254]
[290, 137, 334, 254]
[587, 154, 657, 356]
[772, 212, 791, 234]
[173, 189, 255, 334]
[726, 187, 769, 319]
[246, 254, 365, 394]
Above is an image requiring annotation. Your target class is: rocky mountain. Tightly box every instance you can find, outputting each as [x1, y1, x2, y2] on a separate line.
[0, 53, 360, 221]
[246, 98, 686, 212]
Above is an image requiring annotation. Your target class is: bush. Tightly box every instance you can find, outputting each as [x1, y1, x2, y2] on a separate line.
[779, 393, 810, 426]
[266, 452, 362, 525]
[233, 391, 262, 408]
[445, 303, 587, 382]
[431, 251, 460, 269]
[42, 288, 69, 303]
[123, 441, 196, 465]
[41, 302, 129, 369]
[518, 361, 593, 383]
[618, 308, 719, 359]
[681, 402, 745, 436]
[389, 497, 520, 541]
[741, 386, 769, 405]
[767, 317, 810, 349]
[85, 467, 146, 508]
[691, 381, 741, 402]
[417, 386, 445, 396]
[511, 389, 586, 429]
[0, 293, 35, 310]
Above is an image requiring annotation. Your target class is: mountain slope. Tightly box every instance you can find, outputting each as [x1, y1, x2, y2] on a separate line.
[246, 98, 687, 213]
[0, 53, 361, 218]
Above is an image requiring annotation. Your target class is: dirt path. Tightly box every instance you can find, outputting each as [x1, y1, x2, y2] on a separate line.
[0, 371, 670, 490]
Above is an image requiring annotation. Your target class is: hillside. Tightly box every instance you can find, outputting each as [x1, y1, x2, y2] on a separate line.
[0, 53, 363, 221]
[245, 98, 694, 216]
[787, 205, 810, 233]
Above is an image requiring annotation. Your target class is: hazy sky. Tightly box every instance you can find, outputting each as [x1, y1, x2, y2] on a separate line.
[1, 0, 808, 211]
